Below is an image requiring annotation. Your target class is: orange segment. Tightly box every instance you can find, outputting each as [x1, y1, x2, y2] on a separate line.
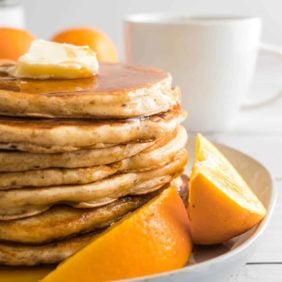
[0, 27, 35, 60]
[42, 187, 192, 282]
[51, 27, 118, 63]
[189, 134, 266, 245]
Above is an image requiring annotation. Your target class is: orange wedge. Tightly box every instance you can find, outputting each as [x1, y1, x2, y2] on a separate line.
[42, 187, 192, 282]
[188, 134, 266, 245]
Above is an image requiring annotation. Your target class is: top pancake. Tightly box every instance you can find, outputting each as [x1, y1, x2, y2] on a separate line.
[0, 61, 180, 118]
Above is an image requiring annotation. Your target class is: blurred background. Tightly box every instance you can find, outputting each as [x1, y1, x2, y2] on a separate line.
[0, 0, 281, 132]
[10, 0, 282, 55]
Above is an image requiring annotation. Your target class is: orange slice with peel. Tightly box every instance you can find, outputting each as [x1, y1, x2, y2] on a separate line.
[188, 134, 266, 245]
[42, 186, 192, 282]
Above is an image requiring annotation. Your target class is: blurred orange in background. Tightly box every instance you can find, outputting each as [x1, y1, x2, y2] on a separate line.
[0, 27, 35, 60]
[51, 27, 118, 63]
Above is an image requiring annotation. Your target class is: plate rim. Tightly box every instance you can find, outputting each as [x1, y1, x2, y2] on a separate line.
[125, 140, 277, 281]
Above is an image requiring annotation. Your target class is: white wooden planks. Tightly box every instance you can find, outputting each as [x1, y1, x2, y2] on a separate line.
[250, 180, 282, 262]
[229, 264, 282, 282]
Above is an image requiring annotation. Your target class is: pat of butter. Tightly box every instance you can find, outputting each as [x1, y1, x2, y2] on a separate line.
[11, 39, 99, 79]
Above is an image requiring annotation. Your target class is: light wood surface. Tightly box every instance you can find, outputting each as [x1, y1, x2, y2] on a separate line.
[229, 264, 282, 282]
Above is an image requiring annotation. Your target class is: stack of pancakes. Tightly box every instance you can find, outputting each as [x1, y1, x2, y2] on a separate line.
[0, 62, 188, 266]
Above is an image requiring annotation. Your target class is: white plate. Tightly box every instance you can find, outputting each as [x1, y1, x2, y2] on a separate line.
[128, 137, 277, 282]
[0, 138, 276, 282]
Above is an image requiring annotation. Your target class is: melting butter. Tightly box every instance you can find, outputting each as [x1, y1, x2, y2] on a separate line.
[11, 39, 99, 79]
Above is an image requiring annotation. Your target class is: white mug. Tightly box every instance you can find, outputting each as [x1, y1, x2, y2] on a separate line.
[124, 14, 282, 132]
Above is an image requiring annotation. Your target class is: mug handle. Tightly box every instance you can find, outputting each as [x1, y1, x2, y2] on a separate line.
[241, 43, 282, 110]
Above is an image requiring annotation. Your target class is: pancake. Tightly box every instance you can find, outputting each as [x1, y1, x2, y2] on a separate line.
[0, 106, 185, 153]
[0, 178, 167, 221]
[0, 232, 94, 266]
[0, 206, 51, 222]
[0, 166, 117, 190]
[0, 193, 156, 244]
[0, 141, 152, 172]
[0, 151, 187, 220]
[0, 62, 179, 119]
[0, 177, 188, 266]
[0, 126, 187, 189]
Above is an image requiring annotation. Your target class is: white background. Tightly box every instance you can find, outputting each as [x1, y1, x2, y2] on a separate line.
[22, 0, 282, 57]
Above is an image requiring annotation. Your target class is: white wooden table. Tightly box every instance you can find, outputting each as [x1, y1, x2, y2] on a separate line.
[207, 57, 282, 281]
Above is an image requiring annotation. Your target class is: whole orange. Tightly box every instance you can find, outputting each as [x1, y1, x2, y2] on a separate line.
[51, 27, 118, 63]
[0, 27, 35, 60]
